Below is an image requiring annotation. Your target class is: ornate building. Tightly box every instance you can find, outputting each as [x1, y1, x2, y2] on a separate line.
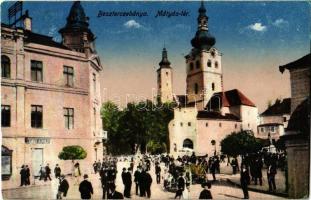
[1, 2, 104, 189]
[159, 2, 259, 156]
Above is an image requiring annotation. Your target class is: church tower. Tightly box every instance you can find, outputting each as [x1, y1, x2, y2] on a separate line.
[59, 1, 95, 57]
[185, 1, 223, 110]
[157, 48, 173, 103]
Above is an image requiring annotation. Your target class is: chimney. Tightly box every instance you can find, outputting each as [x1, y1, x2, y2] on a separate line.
[23, 10, 32, 31]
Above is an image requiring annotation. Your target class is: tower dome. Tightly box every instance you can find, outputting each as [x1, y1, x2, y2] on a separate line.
[65, 1, 89, 30]
[191, 1, 216, 50]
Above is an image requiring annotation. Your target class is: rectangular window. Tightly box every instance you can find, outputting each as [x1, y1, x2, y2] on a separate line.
[235, 124, 238, 129]
[283, 117, 287, 122]
[63, 66, 74, 87]
[31, 105, 43, 128]
[31, 60, 43, 82]
[93, 73, 96, 94]
[180, 122, 183, 127]
[206, 122, 208, 127]
[64, 108, 74, 129]
[188, 122, 191, 126]
[270, 126, 275, 133]
[219, 122, 222, 127]
[261, 127, 264, 133]
[1, 105, 10, 127]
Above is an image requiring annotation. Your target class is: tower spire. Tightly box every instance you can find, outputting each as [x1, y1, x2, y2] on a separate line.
[159, 47, 171, 66]
[191, 1, 216, 51]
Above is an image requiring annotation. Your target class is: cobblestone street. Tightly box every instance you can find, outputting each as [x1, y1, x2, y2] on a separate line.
[2, 161, 284, 199]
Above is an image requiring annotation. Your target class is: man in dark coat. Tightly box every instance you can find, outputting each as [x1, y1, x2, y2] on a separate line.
[100, 166, 109, 199]
[45, 163, 52, 181]
[199, 182, 213, 199]
[175, 173, 185, 199]
[108, 184, 124, 199]
[54, 164, 61, 179]
[139, 169, 146, 197]
[155, 164, 161, 184]
[124, 168, 132, 198]
[20, 165, 26, 186]
[144, 170, 152, 198]
[254, 157, 263, 186]
[134, 166, 141, 195]
[93, 161, 98, 174]
[79, 174, 94, 199]
[267, 162, 277, 192]
[121, 168, 127, 197]
[57, 174, 69, 199]
[240, 163, 250, 199]
[25, 165, 30, 185]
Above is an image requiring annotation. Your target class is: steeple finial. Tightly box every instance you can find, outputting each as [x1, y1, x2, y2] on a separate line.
[159, 47, 171, 66]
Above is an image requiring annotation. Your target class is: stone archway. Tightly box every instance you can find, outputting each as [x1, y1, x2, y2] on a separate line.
[183, 139, 193, 149]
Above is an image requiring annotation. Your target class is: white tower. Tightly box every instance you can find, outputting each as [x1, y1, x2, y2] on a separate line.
[185, 1, 223, 110]
[157, 48, 173, 103]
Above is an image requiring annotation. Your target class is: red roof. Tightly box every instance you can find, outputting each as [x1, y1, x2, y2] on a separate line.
[207, 89, 256, 108]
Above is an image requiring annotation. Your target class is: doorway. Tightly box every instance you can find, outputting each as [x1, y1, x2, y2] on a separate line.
[32, 148, 43, 177]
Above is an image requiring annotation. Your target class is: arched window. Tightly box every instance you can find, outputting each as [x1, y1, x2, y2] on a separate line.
[215, 61, 219, 68]
[1, 56, 10, 78]
[211, 50, 215, 58]
[194, 83, 199, 94]
[195, 60, 200, 69]
[207, 60, 212, 67]
[183, 139, 193, 149]
[190, 62, 194, 70]
[212, 83, 215, 91]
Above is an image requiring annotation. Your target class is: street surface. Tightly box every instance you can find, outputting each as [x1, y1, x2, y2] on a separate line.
[2, 161, 284, 199]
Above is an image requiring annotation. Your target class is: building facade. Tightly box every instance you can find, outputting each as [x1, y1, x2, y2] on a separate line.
[257, 98, 291, 140]
[1, 2, 104, 189]
[165, 2, 258, 157]
[279, 53, 310, 198]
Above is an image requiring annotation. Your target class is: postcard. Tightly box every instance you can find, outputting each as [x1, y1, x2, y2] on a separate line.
[1, 1, 310, 199]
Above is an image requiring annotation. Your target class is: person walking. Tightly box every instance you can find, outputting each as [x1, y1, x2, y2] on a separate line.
[93, 161, 98, 174]
[45, 163, 52, 181]
[139, 169, 146, 197]
[74, 163, 81, 185]
[79, 174, 93, 199]
[57, 174, 69, 199]
[121, 168, 127, 197]
[100, 166, 109, 199]
[155, 163, 161, 184]
[240, 163, 250, 199]
[145, 170, 152, 198]
[124, 168, 132, 198]
[54, 164, 61, 179]
[108, 184, 124, 199]
[134, 166, 141, 195]
[199, 182, 213, 199]
[25, 165, 30, 185]
[39, 165, 46, 181]
[267, 162, 277, 192]
[175, 173, 185, 199]
[20, 165, 26, 186]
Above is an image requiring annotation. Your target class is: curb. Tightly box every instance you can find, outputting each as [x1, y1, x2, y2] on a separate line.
[226, 179, 288, 198]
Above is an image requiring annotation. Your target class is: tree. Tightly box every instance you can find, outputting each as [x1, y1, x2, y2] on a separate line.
[58, 145, 87, 160]
[220, 130, 262, 158]
[100, 100, 174, 155]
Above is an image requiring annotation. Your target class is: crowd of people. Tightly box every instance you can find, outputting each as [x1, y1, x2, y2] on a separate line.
[18, 151, 285, 199]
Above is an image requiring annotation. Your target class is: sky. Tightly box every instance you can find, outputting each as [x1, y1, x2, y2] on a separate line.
[1, 1, 310, 112]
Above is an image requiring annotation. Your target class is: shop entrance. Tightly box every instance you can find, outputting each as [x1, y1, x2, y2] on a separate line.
[32, 148, 43, 177]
